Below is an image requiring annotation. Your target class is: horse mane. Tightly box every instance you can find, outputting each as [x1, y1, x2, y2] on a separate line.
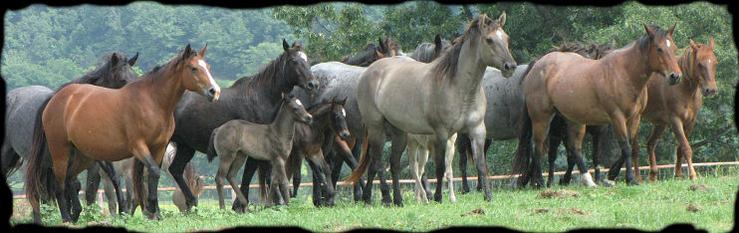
[306, 100, 333, 116]
[231, 51, 288, 91]
[58, 52, 133, 90]
[431, 14, 495, 81]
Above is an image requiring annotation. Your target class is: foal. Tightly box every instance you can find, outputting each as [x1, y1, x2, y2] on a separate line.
[286, 97, 351, 207]
[208, 94, 313, 209]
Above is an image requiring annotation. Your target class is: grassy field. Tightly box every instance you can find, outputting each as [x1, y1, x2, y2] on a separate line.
[10, 168, 738, 232]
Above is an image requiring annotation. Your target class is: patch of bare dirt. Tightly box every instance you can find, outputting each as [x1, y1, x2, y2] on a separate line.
[533, 208, 549, 214]
[689, 184, 710, 191]
[686, 203, 701, 213]
[461, 208, 485, 217]
[539, 189, 580, 199]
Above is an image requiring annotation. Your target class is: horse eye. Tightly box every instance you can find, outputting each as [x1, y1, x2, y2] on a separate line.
[486, 38, 494, 44]
[656, 47, 663, 53]
[191, 67, 198, 72]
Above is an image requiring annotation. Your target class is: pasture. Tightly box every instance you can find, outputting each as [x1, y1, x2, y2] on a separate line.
[11, 166, 738, 232]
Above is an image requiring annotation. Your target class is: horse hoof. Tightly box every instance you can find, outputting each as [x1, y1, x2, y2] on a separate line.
[627, 180, 639, 186]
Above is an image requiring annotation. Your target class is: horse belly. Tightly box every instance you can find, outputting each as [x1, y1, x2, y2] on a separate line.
[549, 81, 611, 125]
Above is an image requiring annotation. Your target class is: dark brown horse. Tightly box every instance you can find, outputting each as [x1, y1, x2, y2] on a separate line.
[26, 44, 219, 223]
[341, 37, 400, 67]
[517, 24, 682, 188]
[634, 38, 718, 181]
[285, 97, 351, 207]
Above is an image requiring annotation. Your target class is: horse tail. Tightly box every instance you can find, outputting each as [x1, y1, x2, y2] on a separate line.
[512, 59, 538, 178]
[131, 159, 146, 213]
[257, 164, 268, 203]
[25, 96, 55, 216]
[345, 129, 369, 184]
[206, 128, 218, 162]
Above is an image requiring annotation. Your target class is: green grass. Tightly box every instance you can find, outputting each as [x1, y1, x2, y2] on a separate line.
[11, 170, 738, 232]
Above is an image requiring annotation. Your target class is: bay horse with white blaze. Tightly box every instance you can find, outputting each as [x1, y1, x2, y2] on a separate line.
[25, 44, 219, 223]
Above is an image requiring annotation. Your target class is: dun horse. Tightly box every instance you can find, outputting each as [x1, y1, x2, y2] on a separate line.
[168, 39, 317, 213]
[634, 38, 718, 182]
[347, 13, 517, 205]
[208, 94, 312, 208]
[516, 24, 682, 188]
[285, 97, 351, 207]
[26, 44, 219, 223]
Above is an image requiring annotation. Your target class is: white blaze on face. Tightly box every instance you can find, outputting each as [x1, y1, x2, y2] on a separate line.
[496, 29, 504, 40]
[666, 39, 671, 48]
[295, 99, 303, 107]
[341, 108, 346, 117]
[297, 51, 308, 62]
[198, 59, 220, 99]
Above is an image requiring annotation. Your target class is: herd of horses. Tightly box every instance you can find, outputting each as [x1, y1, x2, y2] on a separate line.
[2, 13, 720, 224]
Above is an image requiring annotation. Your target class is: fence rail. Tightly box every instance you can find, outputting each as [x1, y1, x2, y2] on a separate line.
[11, 161, 739, 203]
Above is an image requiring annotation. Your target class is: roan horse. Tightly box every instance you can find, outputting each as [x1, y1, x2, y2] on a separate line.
[634, 37, 718, 182]
[348, 13, 517, 205]
[26, 44, 220, 223]
[6, 52, 138, 223]
[285, 97, 351, 207]
[167, 39, 317, 213]
[517, 24, 682, 188]
[208, 94, 313, 208]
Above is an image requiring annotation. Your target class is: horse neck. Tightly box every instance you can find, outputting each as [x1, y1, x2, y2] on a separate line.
[607, 42, 653, 93]
[344, 47, 375, 66]
[229, 58, 296, 115]
[677, 48, 701, 95]
[271, 103, 297, 138]
[308, 105, 332, 134]
[449, 39, 488, 98]
[139, 64, 186, 114]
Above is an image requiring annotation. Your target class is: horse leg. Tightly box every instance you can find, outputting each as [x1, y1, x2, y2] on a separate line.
[168, 144, 197, 211]
[407, 137, 425, 203]
[227, 154, 249, 209]
[529, 110, 554, 189]
[547, 133, 561, 187]
[606, 114, 636, 185]
[476, 139, 491, 192]
[468, 123, 492, 201]
[670, 119, 695, 180]
[591, 127, 604, 184]
[84, 162, 102, 206]
[99, 161, 125, 215]
[565, 122, 595, 187]
[306, 158, 322, 206]
[215, 153, 229, 210]
[291, 161, 301, 199]
[388, 130, 407, 206]
[68, 177, 83, 222]
[100, 170, 117, 216]
[316, 151, 336, 206]
[646, 124, 666, 182]
[630, 119, 643, 184]
[124, 174, 134, 214]
[48, 141, 74, 222]
[231, 159, 257, 213]
[684, 121, 697, 180]
[0, 144, 20, 176]
[457, 134, 471, 194]
[445, 134, 457, 203]
[133, 144, 163, 220]
[333, 137, 365, 201]
[362, 127, 385, 205]
[269, 157, 288, 206]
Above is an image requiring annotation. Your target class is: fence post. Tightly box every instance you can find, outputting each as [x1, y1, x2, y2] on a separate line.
[231, 186, 236, 202]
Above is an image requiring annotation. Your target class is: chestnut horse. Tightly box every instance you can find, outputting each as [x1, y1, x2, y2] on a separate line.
[517, 24, 682, 188]
[634, 38, 718, 182]
[348, 13, 517, 205]
[25, 44, 220, 223]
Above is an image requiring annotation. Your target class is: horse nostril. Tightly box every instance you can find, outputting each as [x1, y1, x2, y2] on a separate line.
[208, 88, 216, 95]
[307, 80, 318, 90]
[340, 131, 350, 138]
[504, 62, 517, 71]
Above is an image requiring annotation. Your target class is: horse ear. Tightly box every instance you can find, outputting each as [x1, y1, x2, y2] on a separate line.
[341, 96, 348, 105]
[281, 92, 287, 99]
[498, 12, 507, 28]
[182, 44, 192, 60]
[689, 39, 698, 50]
[199, 43, 208, 57]
[110, 53, 119, 65]
[128, 52, 139, 66]
[283, 39, 290, 52]
[644, 24, 655, 39]
[709, 37, 715, 49]
[378, 37, 386, 52]
[667, 23, 676, 37]
[435, 34, 442, 47]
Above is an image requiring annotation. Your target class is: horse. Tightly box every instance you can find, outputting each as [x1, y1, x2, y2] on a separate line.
[516, 24, 682, 188]
[5, 52, 138, 223]
[633, 37, 718, 182]
[347, 13, 517, 205]
[341, 37, 401, 67]
[167, 39, 317, 213]
[25, 43, 219, 223]
[409, 34, 451, 63]
[207, 94, 313, 208]
[407, 133, 457, 203]
[284, 97, 351, 207]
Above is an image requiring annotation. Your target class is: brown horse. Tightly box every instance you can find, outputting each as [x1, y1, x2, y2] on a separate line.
[207, 94, 312, 209]
[348, 13, 516, 205]
[634, 37, 718, 182]
[25, 44, 219, 222]
[341, 37, 400, 67]
[517, 24, 682, 188]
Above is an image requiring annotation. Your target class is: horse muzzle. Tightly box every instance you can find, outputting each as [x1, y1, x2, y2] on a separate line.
[304, 79, 319, 92]
[667, 72, 681, 86]
[303, 115, 313, 124]
[339, 130, 351, 140]
[703, 88, 718, 97]
[204, 87, 220, 102]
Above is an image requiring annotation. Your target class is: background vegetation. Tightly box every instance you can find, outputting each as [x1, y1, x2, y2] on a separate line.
[3, 2, 737, 197]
